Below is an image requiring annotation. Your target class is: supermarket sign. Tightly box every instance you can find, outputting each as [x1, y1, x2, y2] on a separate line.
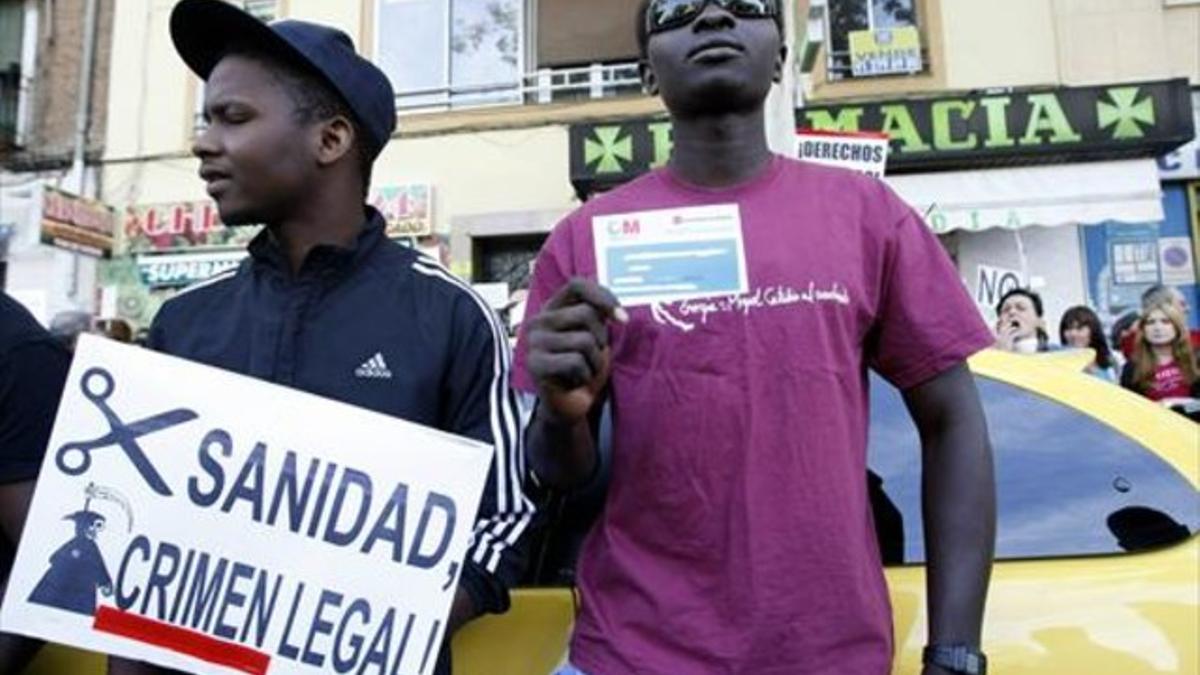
[136, 250, 247, 289]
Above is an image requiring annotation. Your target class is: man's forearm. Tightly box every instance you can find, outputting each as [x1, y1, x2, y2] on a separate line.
[527, 407, 598, 491]
[920, 400, 995, 647]
[906, 365, 996, 648]
[921, 417, 995, 646]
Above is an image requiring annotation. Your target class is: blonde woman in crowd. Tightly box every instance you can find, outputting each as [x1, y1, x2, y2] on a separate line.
[1120, 301, 1200, 405]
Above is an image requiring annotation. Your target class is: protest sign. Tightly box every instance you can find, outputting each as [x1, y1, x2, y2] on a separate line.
[1, 336, 492, 675]
[795, 129, 890, 178]
[975, 264, 1026, 317]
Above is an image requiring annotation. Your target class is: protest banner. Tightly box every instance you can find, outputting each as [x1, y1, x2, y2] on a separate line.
[1, 336, 492, 675]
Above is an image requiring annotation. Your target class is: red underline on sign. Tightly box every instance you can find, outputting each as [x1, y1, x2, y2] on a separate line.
[93, 606, 271, 675]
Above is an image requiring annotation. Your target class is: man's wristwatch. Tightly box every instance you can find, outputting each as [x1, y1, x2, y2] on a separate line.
[923, 644, 987, 675]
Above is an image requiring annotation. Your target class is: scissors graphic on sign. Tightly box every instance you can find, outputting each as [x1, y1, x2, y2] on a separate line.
[55, 367, 197, 497]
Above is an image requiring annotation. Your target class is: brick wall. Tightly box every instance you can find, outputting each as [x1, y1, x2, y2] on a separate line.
[9, 0, 114, 166]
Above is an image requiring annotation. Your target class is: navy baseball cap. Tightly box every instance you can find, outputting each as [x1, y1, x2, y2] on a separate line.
[170, 0, 396, 159]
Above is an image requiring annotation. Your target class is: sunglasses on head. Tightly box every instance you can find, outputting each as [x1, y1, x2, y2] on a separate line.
[646, 0, 779, 35]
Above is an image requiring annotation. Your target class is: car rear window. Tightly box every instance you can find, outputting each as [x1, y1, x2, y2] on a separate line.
[867, 374, 1199, 564]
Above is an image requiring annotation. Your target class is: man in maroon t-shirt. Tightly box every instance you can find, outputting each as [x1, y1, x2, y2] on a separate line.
[515, 1, 996, 674]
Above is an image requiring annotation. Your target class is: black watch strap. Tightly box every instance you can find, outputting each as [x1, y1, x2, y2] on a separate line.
[923, 644, 987, 675]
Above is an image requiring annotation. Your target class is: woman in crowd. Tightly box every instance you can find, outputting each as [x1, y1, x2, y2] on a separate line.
[1120, 300, 1200, 403]
[1059, 305, 1118, 380]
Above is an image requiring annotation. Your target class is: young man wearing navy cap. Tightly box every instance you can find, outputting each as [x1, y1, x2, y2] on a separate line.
[115, 2, 536, 673]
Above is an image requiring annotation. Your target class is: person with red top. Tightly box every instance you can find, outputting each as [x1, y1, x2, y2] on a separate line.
[1120, 301, 1200, 403]
[516, 1, 997, 674]
[1120, 284, 1200, 359]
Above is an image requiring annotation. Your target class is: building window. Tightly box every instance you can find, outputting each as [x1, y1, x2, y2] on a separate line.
[373, 0, 644, 112]
[374, 0, 523, 110]
[241, 0, 277, 22]
[0, 0, 24, 149]
[825, 0, 924, 80]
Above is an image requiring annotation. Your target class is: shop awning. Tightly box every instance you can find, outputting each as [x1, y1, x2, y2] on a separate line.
[886, 159, 1164, 234]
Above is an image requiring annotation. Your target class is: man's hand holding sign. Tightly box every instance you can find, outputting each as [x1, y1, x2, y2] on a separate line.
[1, 336, 492, 675]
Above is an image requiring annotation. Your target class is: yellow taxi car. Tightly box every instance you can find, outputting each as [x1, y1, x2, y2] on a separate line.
[23, 349, 1200, 674]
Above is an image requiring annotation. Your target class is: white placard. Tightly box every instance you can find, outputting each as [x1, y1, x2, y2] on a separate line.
[795, 129, 890, 178]
[974, 264, 1026, 317]
[0, 336, 491, 675]
[593, 204, 749, 307]
[471, 282, 511, 311]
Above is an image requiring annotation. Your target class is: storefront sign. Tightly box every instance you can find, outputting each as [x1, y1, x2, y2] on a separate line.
[799, 78, 1195, 171]
[124, 201, 257, 254]
[0, 337, 491, 675]
[796, 129, 890, 177]
[1157, 130, 1199, 179]
[136, 251, 248, 289]
[1158, 91, 1199, 179]
[848, 26, 922, 78]
[370, 185, 434, 238]
[41, 187, 117, 258]
[569, 78, 1193, 193]
[569, 118, 673, 197]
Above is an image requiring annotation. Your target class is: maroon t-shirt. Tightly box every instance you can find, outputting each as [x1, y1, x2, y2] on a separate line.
[514, 156, 993, 674]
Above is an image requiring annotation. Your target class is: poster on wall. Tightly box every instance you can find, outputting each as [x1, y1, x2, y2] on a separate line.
[1083, 222, 1162, 326]
[1159, 237, 1197, 287]
[847, 26, 923, 78]
[370, 185, 433, 238]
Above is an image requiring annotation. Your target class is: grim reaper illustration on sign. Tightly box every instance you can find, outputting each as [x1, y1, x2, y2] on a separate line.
[28, 483, 132, 616]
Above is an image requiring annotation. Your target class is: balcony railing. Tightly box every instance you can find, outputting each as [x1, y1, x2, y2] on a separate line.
[392, 61, 644, 112]
[194, 61, 644, 132]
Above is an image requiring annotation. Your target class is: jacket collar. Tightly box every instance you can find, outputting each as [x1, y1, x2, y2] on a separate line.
[248, 206, 386, 280]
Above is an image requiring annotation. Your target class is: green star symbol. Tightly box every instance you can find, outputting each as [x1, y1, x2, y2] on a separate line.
[584, 126, 634, 174]
[1097, 87, 1155, 140]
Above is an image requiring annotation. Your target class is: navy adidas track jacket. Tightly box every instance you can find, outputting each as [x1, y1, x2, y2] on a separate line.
[147, 208, 535, 616]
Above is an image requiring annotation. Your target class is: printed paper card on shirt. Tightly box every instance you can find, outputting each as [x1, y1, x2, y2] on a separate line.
[593, 204, 749, 307]
[0, 335, 492, 675]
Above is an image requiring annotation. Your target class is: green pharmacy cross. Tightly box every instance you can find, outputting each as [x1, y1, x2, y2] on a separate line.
[585, 126, 634, 174]
[1097, 87, 1156, 141]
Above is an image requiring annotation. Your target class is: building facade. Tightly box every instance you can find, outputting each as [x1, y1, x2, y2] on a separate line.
[798, 0, 1200, 334]
[94, 0, 1199, 338]
[1, 0, 116, 324]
